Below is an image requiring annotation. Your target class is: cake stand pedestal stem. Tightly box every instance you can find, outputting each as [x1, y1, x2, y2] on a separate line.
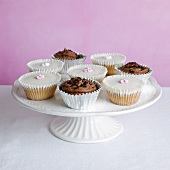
[50, 116, 123, 143]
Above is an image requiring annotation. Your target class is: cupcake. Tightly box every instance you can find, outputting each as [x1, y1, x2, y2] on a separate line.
[58, 77, 101, 110]
[52, 48, 86, 73]
[91, 53, 126, 76]
[67, 64, 107, 83]
[27, 59, 64, 73]
[18, 71, 61, 100]
[103, 75, 144, 106]
[116, 62, 152, 83]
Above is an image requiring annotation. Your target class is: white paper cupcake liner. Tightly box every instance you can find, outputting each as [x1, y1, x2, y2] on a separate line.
[27, 59, 64, 73]
[52, 53, 86, 73]
[58, 80, 102, 110]
[107, 92, 141, 106]
[90, 53, 126, 66]
[116, 64, 152, 83]
[23, 85, 57, 101]
[67, 64, 107, 82]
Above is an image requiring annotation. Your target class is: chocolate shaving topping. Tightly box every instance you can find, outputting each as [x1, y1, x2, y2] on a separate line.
[119, 62, 149, 75]
[54, 48, 83, 60]
[61, 77, 97, 95]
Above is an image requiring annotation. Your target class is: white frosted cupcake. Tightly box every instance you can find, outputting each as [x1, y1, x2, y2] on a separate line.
[91, 53, 126, 76]
[52, 48, 86, 73]
[103, 75, 144, 106]
[116, 62, 152, 83]
[27, 59, 64, 73]
[67, 64, 107, 83]
[18, 71, 61, 100]
[58, 77, 102, 110]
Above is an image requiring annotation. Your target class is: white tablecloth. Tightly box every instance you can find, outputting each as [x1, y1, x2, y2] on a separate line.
[0, 86, 170, 170]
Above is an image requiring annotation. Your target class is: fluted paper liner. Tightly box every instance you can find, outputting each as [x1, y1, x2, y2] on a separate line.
[67, 64, 107, 83]
[23, 85, 57, 101]
[90, 53, 126, 75]
[103, 75, 144, 106]
[27, 59, 64, 73]
[116, 64, 152, 83]
[52, 53, 86, 73]
[58, 80, 102, 110]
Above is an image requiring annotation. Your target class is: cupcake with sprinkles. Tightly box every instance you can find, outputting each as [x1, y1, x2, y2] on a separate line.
[18, 71, 61, 100]
[103, 75, 144, 106]
[27, 59, 64, 73]
[91, 53, 126, 75]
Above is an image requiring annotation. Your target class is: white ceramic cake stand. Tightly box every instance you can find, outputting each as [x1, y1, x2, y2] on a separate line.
[12, 76, 161, 144]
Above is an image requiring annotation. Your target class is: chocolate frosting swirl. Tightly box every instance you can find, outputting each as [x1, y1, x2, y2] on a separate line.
[61, 77, 97, 95]
[119, 62, 149, 75]
[54, 48, 83, 60]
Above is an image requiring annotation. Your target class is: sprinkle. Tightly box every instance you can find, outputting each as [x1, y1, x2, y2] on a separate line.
[42, 62, 50, 67]
[36, 74, 45, 80]
[105, 56, 112, 59]
[119, 79, 128, 84]
[83, 67, 93, 73]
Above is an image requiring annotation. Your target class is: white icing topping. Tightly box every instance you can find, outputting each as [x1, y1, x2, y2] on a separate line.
[103, 75, 144, 95]
[19, 72, 61, 86]
[91, 53, 126, 64]
[103, 75, 143, 90]
[67, 64, 107, 77]
[27, 59, 64, 72]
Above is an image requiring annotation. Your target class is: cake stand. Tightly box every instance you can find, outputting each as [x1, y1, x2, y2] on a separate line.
[12, 76, 162, 143]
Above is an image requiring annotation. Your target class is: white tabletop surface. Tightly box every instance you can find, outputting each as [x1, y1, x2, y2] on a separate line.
[0, 86, 170, 170]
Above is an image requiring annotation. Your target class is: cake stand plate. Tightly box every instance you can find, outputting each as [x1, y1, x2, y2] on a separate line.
[12, 77, 161, 143]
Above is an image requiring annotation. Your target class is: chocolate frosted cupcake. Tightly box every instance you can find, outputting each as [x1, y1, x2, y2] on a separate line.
[19, 71, 61, 101]
[91, 53, 126, 76]
[58, 77, 101, 110]
[117, 62, 152, 83]
[103, 75, 144, 106]
[52, 48, 86, 73]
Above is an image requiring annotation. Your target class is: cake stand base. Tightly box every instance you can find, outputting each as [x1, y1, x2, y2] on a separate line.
[50, 116, 123, 143]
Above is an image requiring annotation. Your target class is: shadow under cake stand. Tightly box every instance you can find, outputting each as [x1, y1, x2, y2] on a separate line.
[12, 77, 162, 144]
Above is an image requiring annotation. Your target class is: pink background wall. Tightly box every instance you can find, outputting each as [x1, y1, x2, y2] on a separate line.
[0, 0, 170, 86]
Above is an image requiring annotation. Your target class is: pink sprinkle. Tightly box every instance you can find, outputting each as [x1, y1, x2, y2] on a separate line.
[83, 68, 93, 73]
[119, 79, 128, 84]
[36, 74, 45, 80]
